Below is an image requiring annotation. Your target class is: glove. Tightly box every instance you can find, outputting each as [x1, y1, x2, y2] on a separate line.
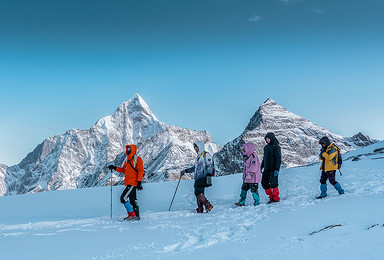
[136, 181, 143, 190]
[108, 165, 117, 171]
[274, 170, 279, 177]
[180, 169, 186, 176]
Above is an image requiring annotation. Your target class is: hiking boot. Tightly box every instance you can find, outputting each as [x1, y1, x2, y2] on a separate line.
[124, 211, 137, 220]
[235, 202, 245, 207]
[124, 216, 139, 221]
[268, 198, 279, 204]
[206, 205, 213, 213]
[316, 195, 326, 199]
[196, 207, 204, 213]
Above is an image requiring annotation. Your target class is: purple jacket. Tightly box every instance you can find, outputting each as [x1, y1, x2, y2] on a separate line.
[242, 143, 261, 183]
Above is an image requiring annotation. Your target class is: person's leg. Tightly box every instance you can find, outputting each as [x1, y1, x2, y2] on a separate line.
[129, 187, 139, 218]
[327, 171, 344, 195]
[270, 172, 280, 202]
[318, 170, 328, 198]
[195, 186, 205, 213]
[238, 183, 250, 205]
[262, 171, 272, 199]
[250, 183, 260, 205]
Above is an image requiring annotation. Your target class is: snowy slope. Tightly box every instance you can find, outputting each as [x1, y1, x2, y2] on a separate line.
[1, 143, 384, 259]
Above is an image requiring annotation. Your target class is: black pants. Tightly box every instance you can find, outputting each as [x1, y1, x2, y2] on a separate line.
[261, 171, 278, 190]
[120, 185, 139, 217]
[320, 170, 337, 185]
[194, 185, 206, 197]
[241, 183, 258, 193]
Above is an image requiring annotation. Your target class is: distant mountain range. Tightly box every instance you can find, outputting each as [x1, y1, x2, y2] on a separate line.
[0, 96, 378, 196]
[0, 94, 221, 196]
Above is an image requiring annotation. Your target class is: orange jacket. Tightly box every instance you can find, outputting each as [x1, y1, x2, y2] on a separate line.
[116, 145, 144, 186]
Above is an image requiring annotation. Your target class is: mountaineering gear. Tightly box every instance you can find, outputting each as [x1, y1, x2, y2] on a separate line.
[124, 211, 138, 221]
[320, 183, 327, 198]
[265, 187, 280, 203]
[235, 202, 246, 207]
[168, 173, 182, 211]
[180, 169, 187, 176]
[108, 165, 117, 171]
[334, 182, 344, 195]
[272, 187, 280, 202]
[252, 192, 260, 206]
[261, 133, 281, 202]
[261, 133, 282, 173]
[115, 145, 144, 187]
[318, 136, 345, 198]
[261, 170, 278, 189]
[120, 185, 137, 215]
[136, 181, 143, 190]
[237, 183, 260, 206]
[242, 143, 261, 184]
[109, 168, 113, 219]
[274, 170, 279, 177]
[265, 188, 273, 200]
[196, 193, 213, 213]
[237, 143, 261, 206]
[183, 141, 214, 213]
[320, 170, 338, 185]
[184, 141, 215, 187]
[319, 137, 341, 172]
[113, 145, 144, 220]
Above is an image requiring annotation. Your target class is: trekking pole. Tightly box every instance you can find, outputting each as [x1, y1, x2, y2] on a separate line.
[168, 174, 182, 211]
[338, 169, 343, 176]
[110, 169, 113, 219]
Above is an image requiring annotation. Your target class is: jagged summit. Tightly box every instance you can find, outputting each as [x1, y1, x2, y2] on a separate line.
[214, 99, 370, 175]
[245, 98, 298, 132]
[0, 94, 220, 196]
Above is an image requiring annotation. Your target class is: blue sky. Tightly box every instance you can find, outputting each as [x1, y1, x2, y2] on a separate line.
[0, 0, 383, 165]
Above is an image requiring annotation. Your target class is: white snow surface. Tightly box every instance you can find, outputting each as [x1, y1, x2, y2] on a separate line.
[1, 144, 384, 259]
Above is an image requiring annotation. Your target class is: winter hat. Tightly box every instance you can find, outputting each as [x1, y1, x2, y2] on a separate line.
[193, 141, 205, 155]
[319, 136, 331, 147]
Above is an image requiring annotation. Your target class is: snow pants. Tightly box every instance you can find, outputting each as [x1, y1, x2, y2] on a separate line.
[194, 185, 212, 213]
[120, 185, 139, 218]
[261, 170, 278, 190]
[239, 183, 260, 205]
[320, 170, 337, 185]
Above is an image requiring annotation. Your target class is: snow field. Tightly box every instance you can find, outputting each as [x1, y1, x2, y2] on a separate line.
[1, 157, 384, 259]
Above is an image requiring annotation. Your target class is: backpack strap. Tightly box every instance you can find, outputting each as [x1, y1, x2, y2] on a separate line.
[128, 155, 139, 174]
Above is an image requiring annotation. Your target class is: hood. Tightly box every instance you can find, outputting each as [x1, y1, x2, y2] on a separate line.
[319, 136, 331, 147]
[242, 143, 255, 157]
[126, 144, 137, 160]
[265, 132, 279, 145]
[194, 141, 205, 156]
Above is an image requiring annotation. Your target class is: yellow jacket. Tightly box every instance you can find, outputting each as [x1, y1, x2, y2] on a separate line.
[319, 143, 339, 172]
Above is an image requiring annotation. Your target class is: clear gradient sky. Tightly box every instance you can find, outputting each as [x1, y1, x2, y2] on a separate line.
[0, 0, 383, 166]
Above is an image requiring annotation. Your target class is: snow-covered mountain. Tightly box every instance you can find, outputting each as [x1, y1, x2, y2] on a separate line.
[0, 94, 221, 196]
[214, 98, 378, 175]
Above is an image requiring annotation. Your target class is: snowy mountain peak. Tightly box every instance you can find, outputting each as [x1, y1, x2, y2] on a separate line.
[214, 98, 369, 175]
[0, 94, 220, 196]
[346, 132, 379, 147]
[245, 98, 299, 132]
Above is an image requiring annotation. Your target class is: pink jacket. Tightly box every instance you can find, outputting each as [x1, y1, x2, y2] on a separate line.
[242, 143, 261, 183]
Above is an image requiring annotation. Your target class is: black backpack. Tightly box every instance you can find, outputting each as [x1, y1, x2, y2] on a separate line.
[334, 145, 342, 169]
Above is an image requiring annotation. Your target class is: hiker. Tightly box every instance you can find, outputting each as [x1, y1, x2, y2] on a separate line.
[317, 136, 344, 199]
[235, 142, 261, 206]
[261, 132, 282, 203]
[180, 141, 214, 213]
[108, 144, 144, 220]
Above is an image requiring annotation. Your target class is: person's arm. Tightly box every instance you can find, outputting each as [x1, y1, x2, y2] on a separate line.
[115, 160, 127, 174]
